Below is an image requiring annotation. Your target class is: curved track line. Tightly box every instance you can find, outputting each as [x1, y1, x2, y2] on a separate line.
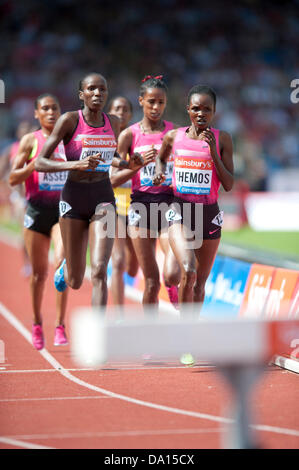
[1, 301, 299, 438]
[0, 436, 53, 449]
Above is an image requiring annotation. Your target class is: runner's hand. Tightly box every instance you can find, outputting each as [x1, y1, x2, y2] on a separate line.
[142, 144, 157, 166]
[128, 152, 144, 170]
[199, 128, 217, 154]
[77, 152, 104, 171]
[152, 172, 166, 186]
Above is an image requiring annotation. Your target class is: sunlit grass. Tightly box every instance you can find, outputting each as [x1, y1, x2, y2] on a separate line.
[222, 225, 299, 259]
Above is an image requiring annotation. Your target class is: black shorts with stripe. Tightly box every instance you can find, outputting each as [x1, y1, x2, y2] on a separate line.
[24, 200, 59, 237]
[168, 197, 223, 240]
[128, 191, 174, 237]
[59, 177, 116, 222]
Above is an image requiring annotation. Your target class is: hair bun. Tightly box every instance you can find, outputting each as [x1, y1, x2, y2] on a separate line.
[141, 75, 154, 83]
[141, 74, 164, 83]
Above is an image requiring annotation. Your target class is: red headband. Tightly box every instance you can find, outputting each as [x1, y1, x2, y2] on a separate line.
[141, 75, 164, 83]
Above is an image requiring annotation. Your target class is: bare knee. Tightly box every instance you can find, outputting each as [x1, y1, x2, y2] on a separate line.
[67, 267, 84, 290]
[181, 268, 197, 287]
[194, 276, 208, 302]
[145, 277, 160, 296]
[112, 252, 126, 273]
[91, 262, 108, 286]
[31, 269, 48, 284]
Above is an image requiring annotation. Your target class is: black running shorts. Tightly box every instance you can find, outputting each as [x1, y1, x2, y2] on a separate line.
[24, 200, 59, 237]
[168, 197, 223, 240]
[59, 178, 116, 221]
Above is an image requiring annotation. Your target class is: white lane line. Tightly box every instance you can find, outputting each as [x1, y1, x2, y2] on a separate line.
[0, 364, 214, 373]
[0, 368, 95, 373]
[0, 396, 112, 402]
[253, 425, 299, 437]
[0, 436, 53, 449]
[3, 428, 222, 441]
[1, 301, 299, 438]
[0, 301, 232, 425]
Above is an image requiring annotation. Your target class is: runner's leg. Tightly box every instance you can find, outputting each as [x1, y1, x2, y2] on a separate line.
[59, 216, 89, 290]
[51, 222, 68, 326]
[24, 228, 50, 325]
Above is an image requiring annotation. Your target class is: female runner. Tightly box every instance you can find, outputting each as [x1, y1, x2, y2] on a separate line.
[116, 75, 181, 309]
[35, 73, 141, 310]
[9, 94, 68, 350]
[154, 84, 234, 311]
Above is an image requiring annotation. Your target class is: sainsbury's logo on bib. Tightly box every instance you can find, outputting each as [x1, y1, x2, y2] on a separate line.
[82, 137, 116, 148]
[175, 157, 213, 170]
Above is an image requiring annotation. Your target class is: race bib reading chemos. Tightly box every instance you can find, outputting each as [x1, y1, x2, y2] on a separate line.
[174, 156, 213, 195]
[78, 135, 117, 172]
[38, 143, 68, 191]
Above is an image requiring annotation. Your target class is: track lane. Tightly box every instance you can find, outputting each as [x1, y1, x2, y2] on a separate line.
[1, 236, 299, 449]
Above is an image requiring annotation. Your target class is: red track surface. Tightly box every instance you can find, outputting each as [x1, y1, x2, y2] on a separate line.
[0, 235, 299, 450]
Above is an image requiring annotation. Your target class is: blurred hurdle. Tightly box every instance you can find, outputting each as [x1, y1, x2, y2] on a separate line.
[70, 306, 299, 449]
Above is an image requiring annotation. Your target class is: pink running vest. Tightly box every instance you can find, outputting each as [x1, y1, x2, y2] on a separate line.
[64, 110, 117, 172]
[172, 127, 221, 204]
[25, 130, 67, 204]
[129, 121, 174, 194]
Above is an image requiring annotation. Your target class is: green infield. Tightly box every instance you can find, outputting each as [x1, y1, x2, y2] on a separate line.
[221, 226, 299, 259]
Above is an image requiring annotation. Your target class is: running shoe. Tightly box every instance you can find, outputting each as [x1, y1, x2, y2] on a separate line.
[54, 325, 68, 346]
[180, 353, 195, 366]
[32, 324, 44, 350]
[54, 259, 67, 292]
[165, 284, 179, 310]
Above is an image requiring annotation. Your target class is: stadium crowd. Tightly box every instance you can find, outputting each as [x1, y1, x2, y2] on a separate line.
[1, 0, 299, 191]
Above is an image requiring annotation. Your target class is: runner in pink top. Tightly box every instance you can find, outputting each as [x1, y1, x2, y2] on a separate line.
[171, 126, 221, 204]
[25, 129, 67, 206]
[9, 94, 69, 350]
[154, 84, 234, 314]
[114, 75, 181, 309]
[35, 73, 142, 311]
[129, 119, 174, 195]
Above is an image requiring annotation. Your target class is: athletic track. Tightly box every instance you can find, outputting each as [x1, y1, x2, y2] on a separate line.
[0, 231, 299, 450]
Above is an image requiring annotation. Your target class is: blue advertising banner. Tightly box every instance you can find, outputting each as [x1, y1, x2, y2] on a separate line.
[201, 256, 251, 318]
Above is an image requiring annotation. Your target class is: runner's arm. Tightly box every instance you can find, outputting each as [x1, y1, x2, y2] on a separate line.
[35, 113, 103, 172]
[9, 133, 36, 186]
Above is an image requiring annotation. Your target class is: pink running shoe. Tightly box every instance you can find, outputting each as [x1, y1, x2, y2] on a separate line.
[54, 325, 68, 346]
[32, 324, 44, 350]
[165, 284, 179, 310]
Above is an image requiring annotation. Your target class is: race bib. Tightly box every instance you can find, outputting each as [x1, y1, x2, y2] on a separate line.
[137, 144, 174, 187]
[174, 156, 213, 195]
[79, 135, 116, 172]
[38, 143, 68, 191]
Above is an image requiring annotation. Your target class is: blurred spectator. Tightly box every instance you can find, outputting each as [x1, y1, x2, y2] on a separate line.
[0, 0, 298, 190]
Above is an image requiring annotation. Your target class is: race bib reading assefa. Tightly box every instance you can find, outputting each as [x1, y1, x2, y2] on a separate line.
[38, 143, 68, 191]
